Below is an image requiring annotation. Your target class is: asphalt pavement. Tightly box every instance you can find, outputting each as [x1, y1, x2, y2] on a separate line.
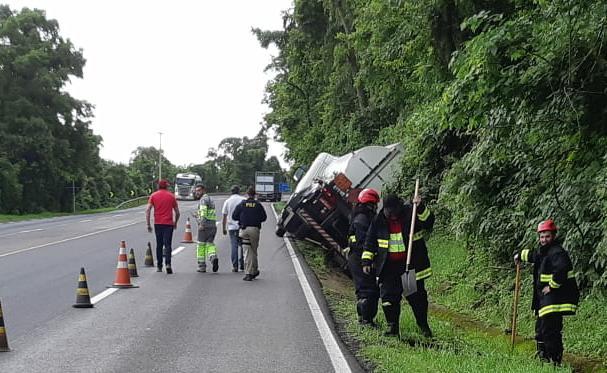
[0, 196, 361, 372]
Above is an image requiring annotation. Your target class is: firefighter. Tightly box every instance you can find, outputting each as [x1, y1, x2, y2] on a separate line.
[362, 193, 435, 337]
[514, 220, 579, 365]
[347, 188, 381, 326]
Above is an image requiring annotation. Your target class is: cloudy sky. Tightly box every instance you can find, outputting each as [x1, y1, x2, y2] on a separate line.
[5, 0, 292, 167]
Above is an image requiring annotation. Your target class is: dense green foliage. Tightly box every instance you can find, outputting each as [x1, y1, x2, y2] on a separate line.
[256, 0, 607, 292]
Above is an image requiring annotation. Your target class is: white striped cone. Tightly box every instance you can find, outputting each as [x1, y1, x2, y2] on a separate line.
[109, 241, 138, 288]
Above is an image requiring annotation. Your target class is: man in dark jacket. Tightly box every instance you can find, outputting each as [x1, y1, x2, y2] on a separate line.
[362, 193, 435, 337]
[347, 188, 381, 326]
[232, 187, 267, 281]
[515, 219, 579, 365]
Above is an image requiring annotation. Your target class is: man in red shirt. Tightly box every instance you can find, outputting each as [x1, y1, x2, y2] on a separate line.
[146, 179, 180, 274]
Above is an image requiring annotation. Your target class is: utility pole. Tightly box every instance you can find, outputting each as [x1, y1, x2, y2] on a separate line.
[158, 131, 163, 181]
[72, 179, 76, 213]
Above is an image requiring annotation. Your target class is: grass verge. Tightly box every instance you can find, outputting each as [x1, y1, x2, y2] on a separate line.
[293, 235, 606, 372]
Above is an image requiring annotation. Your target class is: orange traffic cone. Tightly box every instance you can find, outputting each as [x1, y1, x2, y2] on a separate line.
[0, 299, 10, 352]
[181, 217, 194, 243]
[109, 241, 138, 289]
[144, 242, 154, 267]
[128, 248, 139, 277]
[73, 267, 94, 308]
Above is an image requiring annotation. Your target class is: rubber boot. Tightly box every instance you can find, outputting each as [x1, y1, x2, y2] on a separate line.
[358, 298, 377, 327]
[356, 299, 364, 324]
[382, 303, 400, 337]
[536, 341, 549, 363]
[407, 289, 432, 338]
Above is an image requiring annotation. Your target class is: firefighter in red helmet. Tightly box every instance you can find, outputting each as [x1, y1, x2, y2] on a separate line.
[515, 220, 579, 365]
[346, 188, 381, 326]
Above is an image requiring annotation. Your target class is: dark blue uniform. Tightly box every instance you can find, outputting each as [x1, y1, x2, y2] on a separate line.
[232, 198, 267, 228]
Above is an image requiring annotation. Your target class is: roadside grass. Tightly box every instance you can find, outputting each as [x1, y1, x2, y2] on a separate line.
[294, 239, 587, 372]
[426, 234, 607, 368]
[274, 201, 286, 214]
[0, 207, 116, 223]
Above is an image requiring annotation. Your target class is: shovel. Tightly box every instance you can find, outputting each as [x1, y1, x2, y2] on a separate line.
[402, 179, 420, 297]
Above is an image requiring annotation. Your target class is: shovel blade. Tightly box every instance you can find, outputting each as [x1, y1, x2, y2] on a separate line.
[402, 270, 417, 297]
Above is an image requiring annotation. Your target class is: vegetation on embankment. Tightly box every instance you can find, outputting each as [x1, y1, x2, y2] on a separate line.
[256, 0, 607, 295]
[0, 207, 116, 223]
[292, 233, 606, 372]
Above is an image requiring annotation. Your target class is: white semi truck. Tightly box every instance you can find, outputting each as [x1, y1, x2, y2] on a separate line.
[174, 173, 202, 200]
[275, 143, 403, 261]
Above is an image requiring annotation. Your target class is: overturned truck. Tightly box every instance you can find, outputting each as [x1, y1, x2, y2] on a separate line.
[276, 143, 403, 263]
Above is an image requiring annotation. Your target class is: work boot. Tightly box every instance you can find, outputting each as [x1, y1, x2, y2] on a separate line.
[251, 270, 260, 279]
[197, 263, 206, 273]
[356, 299, 366, 324]
[418, 323, 433, 338]
[166, 265, 173, 274]
[384, 322, 400, 337]
[211, 256, 219, 273]
[243, 274, 254, 281]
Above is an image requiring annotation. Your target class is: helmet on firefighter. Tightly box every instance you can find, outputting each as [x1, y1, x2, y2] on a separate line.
[537, 219, 558, 233]
[358, 188, 380, 204]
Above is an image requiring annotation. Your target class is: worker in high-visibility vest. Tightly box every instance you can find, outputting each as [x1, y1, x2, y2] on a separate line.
[194, 184, 218, 273]
[362, 194, 435, 338]
[515, 220, 579, 365]
[347, 188, 380, 326]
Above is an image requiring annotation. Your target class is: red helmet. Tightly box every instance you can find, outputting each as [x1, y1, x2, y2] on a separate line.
[537, 219, 558, 233]
[358, 188, 380, 204]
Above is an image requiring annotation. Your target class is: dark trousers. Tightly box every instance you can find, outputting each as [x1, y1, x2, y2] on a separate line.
[379, 261, 429, 328]
[535, 313, 564, 360]
[154, 224, 174, 267]
[348, 250, 379, 321]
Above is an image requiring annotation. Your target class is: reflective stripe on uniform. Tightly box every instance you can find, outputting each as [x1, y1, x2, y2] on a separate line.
[361, 251, 374, 260]
[521, 249, 530, 262]
[538, 303, 577, 317]
[418, 208, 431, 222]
[377, 239, 389, 248]
[540, 271, 575, 285]
[416, 267, 432, 280]
[413, 231, 424, 241]
[349, 235, 356, 243]
[549, 279, 561, 289]
[199, 205, 216, 221]
[388, 233, 406, 253]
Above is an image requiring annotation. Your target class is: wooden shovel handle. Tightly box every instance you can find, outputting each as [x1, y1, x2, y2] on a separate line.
[511, 262, 522, 347]
[405, 179, 419, 269]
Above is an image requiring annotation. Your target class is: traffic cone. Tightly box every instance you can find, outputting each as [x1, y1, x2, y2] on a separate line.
[109, 241, 138, 288]
[144, 242, 154, 267]
[181, 217, 194, 243]
[73, 267, 94, 308]
[128, 248, 139, 277]
[0, 299, 10, 352]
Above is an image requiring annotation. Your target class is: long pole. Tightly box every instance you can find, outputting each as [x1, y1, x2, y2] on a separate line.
[511, 262, 522, 348]
[158, 132, 163, 181]
[72, 179, 76, 213]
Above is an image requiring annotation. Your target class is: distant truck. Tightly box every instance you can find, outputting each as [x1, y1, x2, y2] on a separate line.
[255, 171, 282, 202]
[174, 173, 202, 200]
[275, 143, 403, 262]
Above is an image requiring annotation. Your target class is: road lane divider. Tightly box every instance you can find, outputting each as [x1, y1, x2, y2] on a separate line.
[270, 204, 352, 373]
[79, 219, 92, 223]
[0, 221, 139, 259]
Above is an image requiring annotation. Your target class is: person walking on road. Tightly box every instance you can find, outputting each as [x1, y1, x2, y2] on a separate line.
[347, 188, 380, 326]
[514, 220, 579, 365]
[362, 193, 435, 338]
[222, 185, 246, 272]
[146, 179, 180, 274]
[232, 186, 267, 281]
[194, 184, 218, 273]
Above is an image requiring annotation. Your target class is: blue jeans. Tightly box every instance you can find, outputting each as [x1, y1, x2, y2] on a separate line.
[154, 224, 174, 267]
[229, 229, 244, 269]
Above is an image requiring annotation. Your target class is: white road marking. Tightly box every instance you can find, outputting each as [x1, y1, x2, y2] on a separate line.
[112, 214, 124, 218]
[271, 204, 352, 373]
[0, 221, 139, 258]
[79, 219, 92, 223]
[91, 245, 186, 305]
[91, 288, 118, 304]
[0, 228, 45, 238]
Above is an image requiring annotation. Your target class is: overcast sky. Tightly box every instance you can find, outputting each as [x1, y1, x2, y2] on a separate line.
[4, 0, 292, 168]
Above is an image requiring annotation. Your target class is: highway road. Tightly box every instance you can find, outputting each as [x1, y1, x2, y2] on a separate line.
[0, 196, 362, 372]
